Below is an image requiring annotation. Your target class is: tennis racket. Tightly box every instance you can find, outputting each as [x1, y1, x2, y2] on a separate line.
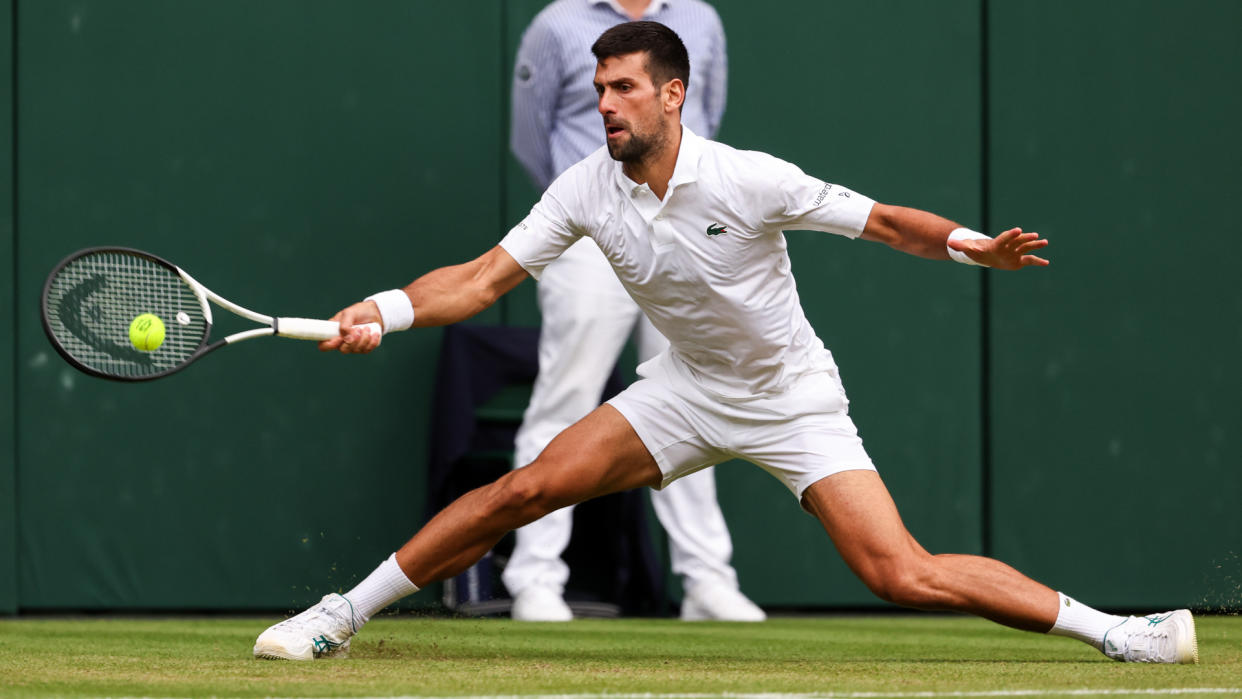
[41, 246, 380, 382]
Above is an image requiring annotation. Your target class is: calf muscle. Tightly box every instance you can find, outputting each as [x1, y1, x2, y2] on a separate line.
[804, 470, 1058, 631]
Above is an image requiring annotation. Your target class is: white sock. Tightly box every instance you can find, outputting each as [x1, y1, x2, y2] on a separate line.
[1047, 592, 1127, 650]
[342, 553, 420, 624]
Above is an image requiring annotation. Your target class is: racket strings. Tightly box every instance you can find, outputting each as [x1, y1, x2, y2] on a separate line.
[44, 250, 209, 378]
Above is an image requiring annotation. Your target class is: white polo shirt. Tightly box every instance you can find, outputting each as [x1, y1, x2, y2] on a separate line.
[500, 127, 876, 401]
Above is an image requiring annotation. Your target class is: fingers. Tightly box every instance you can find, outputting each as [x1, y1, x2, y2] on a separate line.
[338, 323, 382, 354]
[1016, 238, 1049, 254]
[993, 227, 1024, 244]
[1002, 230, 1049, 268]
[318, 302, 384, 353]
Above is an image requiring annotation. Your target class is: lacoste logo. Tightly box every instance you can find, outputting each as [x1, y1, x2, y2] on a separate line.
[1065, 598, 1072, 607]
[706, 223, 728, 236]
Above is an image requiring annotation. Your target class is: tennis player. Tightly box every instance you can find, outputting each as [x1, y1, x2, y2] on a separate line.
[254, 21, 1197, 664]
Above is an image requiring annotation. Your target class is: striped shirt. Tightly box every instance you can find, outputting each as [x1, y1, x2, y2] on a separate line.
[511, 0, 728, 190]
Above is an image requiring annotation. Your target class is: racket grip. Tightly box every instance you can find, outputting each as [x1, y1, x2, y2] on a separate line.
[275, 318, 383, 342]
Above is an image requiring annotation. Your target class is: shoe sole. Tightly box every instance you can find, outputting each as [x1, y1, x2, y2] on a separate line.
[253, 641, 310, 661]
[1173, 609, 1200, 664]
[253, 639, 350, 661]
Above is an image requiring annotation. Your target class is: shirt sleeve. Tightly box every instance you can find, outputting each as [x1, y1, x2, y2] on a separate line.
[701, 11, 728, 139]
[510, 16, 562, 190]
[499, 177, 585, 280]
[761, 156, 876, 239]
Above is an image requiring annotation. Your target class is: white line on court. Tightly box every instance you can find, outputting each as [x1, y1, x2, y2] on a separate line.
[249, 690, 1242, 699]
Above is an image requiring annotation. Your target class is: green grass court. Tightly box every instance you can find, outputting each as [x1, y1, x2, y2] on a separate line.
[2, 614, 1238, 698]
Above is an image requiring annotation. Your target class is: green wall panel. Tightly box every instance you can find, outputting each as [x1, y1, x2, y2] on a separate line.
[15, 1, 503, 609]
[12, 0, 1232, 614]
[1, 0, 15, 616]
[703, 0, 985, 606]
[987, 1, 1242, 608]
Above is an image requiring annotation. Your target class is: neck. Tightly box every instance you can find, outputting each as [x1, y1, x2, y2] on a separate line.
[615, 0, 652, 21]
[622, 125, 682, 200]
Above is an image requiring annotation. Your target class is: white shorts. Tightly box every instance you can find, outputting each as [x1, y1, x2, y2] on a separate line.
[607, 353, 876, 503]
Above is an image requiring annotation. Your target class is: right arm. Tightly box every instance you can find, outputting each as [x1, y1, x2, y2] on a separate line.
[510, 18, 562, 190]
[701, 10, 728, 139]
[320, 245, 529, 353]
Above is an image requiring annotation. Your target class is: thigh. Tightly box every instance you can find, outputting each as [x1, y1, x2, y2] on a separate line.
[800, 469, 925, 579]
[606, 375, 727, 488]
[516, 403, 665, 507]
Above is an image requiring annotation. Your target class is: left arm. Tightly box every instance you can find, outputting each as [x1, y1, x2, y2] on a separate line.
[701, 11, 728, 139]
[860, 203, 1050, 270]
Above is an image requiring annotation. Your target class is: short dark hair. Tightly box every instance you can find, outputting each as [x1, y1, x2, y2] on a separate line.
[591, 21, 690, 90]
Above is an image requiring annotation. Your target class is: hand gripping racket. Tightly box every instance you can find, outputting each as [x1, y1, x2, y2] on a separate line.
[41, 246, 380, 381]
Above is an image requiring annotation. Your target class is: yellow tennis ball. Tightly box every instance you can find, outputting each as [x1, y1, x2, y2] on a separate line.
[129, 313, 166, 351]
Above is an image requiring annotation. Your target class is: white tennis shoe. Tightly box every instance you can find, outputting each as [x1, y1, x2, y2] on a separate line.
[511, 585, 573, 622]
[1101, 609, 1199, 664]
[253, 593, 360, 660]
[681, 582, 766, 622]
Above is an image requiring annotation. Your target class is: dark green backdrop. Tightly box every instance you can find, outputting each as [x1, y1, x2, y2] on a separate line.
[2, 0, 1238, 614]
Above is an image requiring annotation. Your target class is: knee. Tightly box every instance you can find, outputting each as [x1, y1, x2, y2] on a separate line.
[484, 466, 566, 521]
[858, 555, 944, 610]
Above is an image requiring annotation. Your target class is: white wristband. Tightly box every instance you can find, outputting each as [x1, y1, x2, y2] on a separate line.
[364, 289, 415, 333]
[947, 228, 991, 267]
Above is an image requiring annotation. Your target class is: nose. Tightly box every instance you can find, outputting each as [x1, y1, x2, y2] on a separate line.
[598, 88, 616, 116]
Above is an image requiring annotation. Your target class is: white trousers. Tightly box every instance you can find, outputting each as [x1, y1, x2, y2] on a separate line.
[501, 239, 740, 597]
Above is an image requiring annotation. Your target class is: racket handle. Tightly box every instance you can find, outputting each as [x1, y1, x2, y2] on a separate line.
[275, 318, 383, 342]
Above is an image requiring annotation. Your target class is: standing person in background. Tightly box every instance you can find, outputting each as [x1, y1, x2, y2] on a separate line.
[504, 0, 762, 622]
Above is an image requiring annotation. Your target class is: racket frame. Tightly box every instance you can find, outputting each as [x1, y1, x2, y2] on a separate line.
[42, 246, 351, 382]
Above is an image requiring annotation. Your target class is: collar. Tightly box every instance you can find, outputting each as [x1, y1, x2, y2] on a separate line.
[590, 0, 671, 18]
[612, 125, 703, 196]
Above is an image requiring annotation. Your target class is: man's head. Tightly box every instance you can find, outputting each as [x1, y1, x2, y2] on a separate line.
[591, 21, 689, 164]
[591, 21, 690, 93]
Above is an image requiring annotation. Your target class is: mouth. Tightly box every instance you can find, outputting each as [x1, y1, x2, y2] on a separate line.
[605, 123, 627, 139]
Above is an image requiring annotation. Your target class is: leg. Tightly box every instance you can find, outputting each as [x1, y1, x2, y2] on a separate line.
[633, 311, 761, 620]
[254, 406, 660, 661]
[397, 404, 662, 587]
[650, 469, 735, 589]
[802, 470, 1198, 662]
[802, 469, 1058, 631]
[651, 470, 766, 621]
[502, 242, 640, 606]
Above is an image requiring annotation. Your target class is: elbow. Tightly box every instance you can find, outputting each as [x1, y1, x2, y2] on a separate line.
[472, 285, 502, 314]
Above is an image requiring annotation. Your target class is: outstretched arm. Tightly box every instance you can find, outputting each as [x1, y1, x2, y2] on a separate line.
[320, 245, 529, 354]
[860, 203, 1049, 270]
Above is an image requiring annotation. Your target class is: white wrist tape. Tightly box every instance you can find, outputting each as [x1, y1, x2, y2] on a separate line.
[947, 228, 992, 266]
[364, 289, 415, 333]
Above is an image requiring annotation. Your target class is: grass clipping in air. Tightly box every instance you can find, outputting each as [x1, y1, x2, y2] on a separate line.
[1, 615, 1239, 698]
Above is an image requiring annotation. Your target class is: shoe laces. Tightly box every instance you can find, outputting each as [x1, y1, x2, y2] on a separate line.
[1112, 614, 1178, 663]
[275, 594, 358, 635]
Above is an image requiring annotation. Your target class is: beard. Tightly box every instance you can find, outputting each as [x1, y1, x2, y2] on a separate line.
[605, 118, 668, 164]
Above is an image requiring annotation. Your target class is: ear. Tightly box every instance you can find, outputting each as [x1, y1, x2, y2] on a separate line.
[662, 78, 686, 113]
